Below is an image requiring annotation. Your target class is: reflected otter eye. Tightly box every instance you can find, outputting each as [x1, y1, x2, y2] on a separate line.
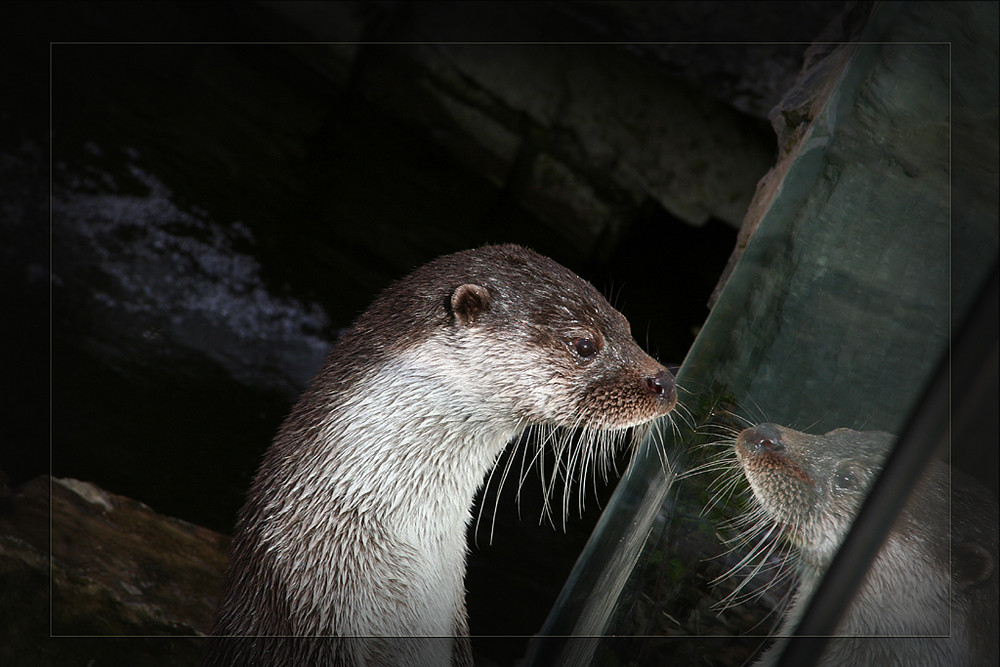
[834, 464, 859, 491]
[571, 337, 599, 358]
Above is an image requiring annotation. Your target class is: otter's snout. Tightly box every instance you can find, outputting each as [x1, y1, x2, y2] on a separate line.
[740, 424, 785, 454]
[645, 368, 677, 410]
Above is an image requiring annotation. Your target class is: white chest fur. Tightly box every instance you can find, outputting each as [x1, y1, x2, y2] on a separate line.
[259, 340, 524, 644]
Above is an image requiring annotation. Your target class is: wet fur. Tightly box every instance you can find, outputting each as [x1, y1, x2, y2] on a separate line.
[204, 245, 675, 666]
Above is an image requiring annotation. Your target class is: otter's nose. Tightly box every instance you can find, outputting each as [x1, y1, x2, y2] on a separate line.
[645, 368, 677, 408]
[741, 424, 784, 454]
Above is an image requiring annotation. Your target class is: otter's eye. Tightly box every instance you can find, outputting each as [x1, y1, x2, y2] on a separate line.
[834, 464, 859, 491]
[570, 337, 599, 359]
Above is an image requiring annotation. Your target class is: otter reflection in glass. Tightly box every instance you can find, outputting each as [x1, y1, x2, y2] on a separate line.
[725, 424, 997, 667]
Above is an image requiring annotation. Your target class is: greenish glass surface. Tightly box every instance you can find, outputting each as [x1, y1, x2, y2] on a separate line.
[527, 2, 998, 665]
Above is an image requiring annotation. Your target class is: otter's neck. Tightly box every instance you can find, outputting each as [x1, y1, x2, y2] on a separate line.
[319, 346, 521, 519]
[261, 344, 523, 637]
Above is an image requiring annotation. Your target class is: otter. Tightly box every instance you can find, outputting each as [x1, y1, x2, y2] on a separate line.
[730, 423, 998, 666]
[203, 244, 677, 666]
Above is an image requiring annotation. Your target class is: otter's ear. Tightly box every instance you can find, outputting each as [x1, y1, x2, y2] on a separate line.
[450, 284, 491, 327]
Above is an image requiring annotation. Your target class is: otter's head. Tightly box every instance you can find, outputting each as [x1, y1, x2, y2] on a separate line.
[349, 244, 676, 434]
[735, 424, 893, 567]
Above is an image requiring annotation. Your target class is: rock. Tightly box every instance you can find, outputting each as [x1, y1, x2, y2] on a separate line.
[0, 474, 227, 666]
[710, 1, 875, 306]
[712, 0, 998, 315]
[353, 37, 776, 234]
[257, 0, 788, 247]
[544, 1, 850, 120]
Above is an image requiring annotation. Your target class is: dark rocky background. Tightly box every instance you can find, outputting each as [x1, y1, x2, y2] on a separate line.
[17, 2, 994, 666]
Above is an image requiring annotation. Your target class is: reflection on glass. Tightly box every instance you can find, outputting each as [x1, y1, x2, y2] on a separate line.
[723, 423, 997, 666]
[525, 4, 999, 665]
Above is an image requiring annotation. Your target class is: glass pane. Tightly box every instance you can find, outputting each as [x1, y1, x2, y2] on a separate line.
[527, 3, 998, 665]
